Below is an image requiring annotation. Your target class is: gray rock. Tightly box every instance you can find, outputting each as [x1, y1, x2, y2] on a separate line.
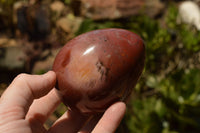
[79, 0, 165, 20]
[0, 45, 25, 70]
[50, 1, 65, 14]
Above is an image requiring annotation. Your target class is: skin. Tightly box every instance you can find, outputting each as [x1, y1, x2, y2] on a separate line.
[0, 71, 126, 133]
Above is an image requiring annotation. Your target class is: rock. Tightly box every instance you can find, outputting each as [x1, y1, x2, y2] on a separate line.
[0, 37, 18, 47]
[50, 1, 65, 15]
[116, 0, 145, 17]
[81, 0, 120, 19]
[13, 1, 28, 11]
[56, 16, 72, 33]
[145, 0, 165, 18]
[56, 14, 83, 35]
[0, 45, 25, 70]
[177, 1, 200, 30]
[0, 37, 9, 47]
[79, 0, 165, 20]
[0, 38, 26, 83]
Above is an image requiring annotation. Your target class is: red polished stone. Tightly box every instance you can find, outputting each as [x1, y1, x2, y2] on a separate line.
[53, 28, 145, 114]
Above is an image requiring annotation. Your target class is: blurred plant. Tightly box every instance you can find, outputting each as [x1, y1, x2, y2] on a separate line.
[123, 4, 200, 133]
[178, 25, 200, 52]
[0, 0, 16, 5]
[63, 0, 70, 5]
[166, 4, 200, 52]
[75, 19, 122, 35]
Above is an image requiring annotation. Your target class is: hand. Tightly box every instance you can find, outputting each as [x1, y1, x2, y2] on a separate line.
[0, 71, 126, 133]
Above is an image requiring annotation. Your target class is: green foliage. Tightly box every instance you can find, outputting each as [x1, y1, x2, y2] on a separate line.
[75, 19, 122, 35]
[179, 25, 200, 52]
[165, 4, 200, 52]
[165, 4, 179, 29]
[124, 69, 200, 133]
[61, 0, 71, 5]
[126, 98, 164, 133]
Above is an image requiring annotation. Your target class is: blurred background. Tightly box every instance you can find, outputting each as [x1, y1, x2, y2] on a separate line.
[1, 0, 200, 132]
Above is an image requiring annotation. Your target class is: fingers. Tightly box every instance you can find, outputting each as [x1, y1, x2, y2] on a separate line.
[48, 102, 126, 133]
[92, 102, 126, 133]
[0, 71, 56, 120]
[26, 88, 61, 123]
[47, 110, 91, 133]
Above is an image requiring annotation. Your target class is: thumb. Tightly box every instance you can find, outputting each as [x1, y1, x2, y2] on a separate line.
[0, 71, 56, 120]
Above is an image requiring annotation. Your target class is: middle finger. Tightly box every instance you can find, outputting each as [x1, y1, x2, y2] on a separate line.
[26, 89, 61, 123]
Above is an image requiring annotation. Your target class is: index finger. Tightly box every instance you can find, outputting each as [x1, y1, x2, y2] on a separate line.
[92, 102, 126, 133]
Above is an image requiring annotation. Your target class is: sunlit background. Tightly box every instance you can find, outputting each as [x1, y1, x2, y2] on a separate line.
[1, 0, 200, 132]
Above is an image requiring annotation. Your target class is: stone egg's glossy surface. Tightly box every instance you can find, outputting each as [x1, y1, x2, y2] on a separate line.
[53, 28, 145, 114]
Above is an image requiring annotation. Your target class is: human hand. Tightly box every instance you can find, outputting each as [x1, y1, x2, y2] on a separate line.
[0, 71, 126, 133]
